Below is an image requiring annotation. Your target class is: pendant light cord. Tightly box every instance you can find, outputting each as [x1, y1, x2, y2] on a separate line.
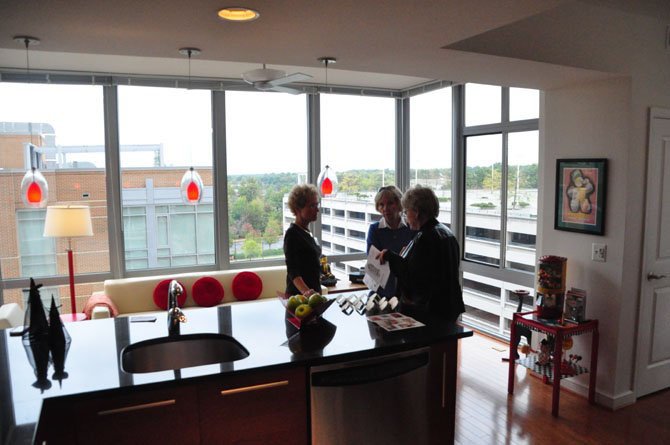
[187, 49, 192, 90]
[23, 37, 35, 161]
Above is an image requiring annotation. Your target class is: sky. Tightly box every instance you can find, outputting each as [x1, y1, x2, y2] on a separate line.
[0, 83, 539, 175]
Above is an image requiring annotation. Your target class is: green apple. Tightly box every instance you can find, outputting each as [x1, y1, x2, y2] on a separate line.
[287, 295, 307, 312]
[308, 293, 326, 308]
[294, 304, 313, 319]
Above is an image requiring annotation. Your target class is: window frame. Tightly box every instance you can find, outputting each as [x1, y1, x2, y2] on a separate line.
[1, 73, 540, 340]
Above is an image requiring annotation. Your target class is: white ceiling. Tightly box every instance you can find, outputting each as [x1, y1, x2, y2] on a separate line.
[0, 0, 667, 90]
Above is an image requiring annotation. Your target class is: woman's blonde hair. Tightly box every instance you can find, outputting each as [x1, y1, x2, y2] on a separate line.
[374, 185, 403, 212]
[287, 184, 318, 215]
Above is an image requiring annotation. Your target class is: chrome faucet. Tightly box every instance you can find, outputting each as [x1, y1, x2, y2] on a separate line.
[167, 280, 187, 336]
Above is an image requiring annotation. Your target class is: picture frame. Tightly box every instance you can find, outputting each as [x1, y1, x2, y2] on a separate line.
[554, 158, 607, 235]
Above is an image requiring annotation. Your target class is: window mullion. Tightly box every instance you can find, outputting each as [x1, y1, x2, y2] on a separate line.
[103, 84, 124, 278]
[212, 90, 230, 269]
[500, 132, 509, 270]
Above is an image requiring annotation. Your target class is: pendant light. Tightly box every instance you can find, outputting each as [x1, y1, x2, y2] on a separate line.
[180, 167, 204, 204]
[21, 167, 49, 207]
[15, 35, 48, 208]
[316, 57, 339, 197]
[177, 48, 204, 205]
[317, 165, 338, 198]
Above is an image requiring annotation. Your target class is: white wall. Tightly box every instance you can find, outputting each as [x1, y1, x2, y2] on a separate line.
[543, 77, 632, 407]
[538, 4, 670, 411]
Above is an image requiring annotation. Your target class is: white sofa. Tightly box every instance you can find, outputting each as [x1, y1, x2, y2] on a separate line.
[89, 265, 327, 319]
[0, 303, 24, 329]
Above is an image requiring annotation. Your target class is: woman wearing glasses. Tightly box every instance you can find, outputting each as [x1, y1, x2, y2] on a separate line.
[283, 184, 322, 297]
[366, 185, 415, 299]
[377, 185, 465, 323]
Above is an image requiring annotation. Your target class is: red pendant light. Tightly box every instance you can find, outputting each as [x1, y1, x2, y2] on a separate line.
[21, 167, 48, 208]
[317, 165, 338, 197]
[180, 167, 204, 204]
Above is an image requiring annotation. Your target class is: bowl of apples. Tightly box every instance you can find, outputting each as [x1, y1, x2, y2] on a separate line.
[277, 291, 335, 329]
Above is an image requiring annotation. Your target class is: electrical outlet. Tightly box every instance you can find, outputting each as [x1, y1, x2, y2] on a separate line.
[592, 243, 607, 262]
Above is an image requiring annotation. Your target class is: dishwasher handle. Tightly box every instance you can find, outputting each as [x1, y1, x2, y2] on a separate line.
[311, 351, 429, 387]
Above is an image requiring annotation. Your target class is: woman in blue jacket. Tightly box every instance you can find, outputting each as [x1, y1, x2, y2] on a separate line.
[366, 185, 415, 299]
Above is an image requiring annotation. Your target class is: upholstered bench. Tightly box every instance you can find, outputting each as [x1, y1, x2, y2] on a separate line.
[0, 303, 24, 329]
[87, 265, 327, 319]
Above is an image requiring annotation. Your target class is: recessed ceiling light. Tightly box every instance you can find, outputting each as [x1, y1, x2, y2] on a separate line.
[217, 7, 260, 22]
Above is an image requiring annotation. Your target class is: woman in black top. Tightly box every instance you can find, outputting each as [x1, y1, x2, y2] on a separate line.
[283, 184, 322, 297]
[377, 185, 465, 323]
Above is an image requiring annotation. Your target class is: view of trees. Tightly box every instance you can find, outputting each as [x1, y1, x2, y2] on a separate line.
[227, 164, 537, 260]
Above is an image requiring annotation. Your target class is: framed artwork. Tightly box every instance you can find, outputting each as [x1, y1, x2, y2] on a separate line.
[555, 158, 607, 235]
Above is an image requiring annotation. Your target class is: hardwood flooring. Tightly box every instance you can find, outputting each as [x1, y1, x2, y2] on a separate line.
[455, 332, 670, 445]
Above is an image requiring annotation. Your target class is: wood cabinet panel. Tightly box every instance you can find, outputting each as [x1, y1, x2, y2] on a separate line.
[197, 367, 308, 445]
[73, 385, 200, 445]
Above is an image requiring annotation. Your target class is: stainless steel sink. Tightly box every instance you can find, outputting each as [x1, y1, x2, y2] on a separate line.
[121, 333, 249, 373]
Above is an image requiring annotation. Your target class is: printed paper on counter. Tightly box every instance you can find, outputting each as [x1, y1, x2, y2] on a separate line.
[364, 245, 390, 290]
[366, 312, 425, 331]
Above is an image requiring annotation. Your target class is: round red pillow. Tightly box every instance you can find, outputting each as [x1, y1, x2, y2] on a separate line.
[192, 277, 225, 307]
[153, 279, 188, 310]
[231, 271, 263, 301]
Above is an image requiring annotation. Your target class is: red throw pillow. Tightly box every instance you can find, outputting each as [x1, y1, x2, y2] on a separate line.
[192, 277, 225, 307]
[153, 279, 188, 310]
[232, 271, 263, 301]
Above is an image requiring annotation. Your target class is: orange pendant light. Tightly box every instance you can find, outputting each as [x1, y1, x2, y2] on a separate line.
[21, 167, 48, 208]
[180, 167, 204, 204]
[317, 165, 338, 197]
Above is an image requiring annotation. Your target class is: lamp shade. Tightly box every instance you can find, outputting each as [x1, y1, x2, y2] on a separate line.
[180, 167, 204, 205]
[21, 168, 48, 208]
[317, 165, 338, 197]
[43, 206, 93, 238]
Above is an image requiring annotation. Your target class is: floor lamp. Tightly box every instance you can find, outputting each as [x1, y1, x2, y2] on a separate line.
[43, 205, 93, 322]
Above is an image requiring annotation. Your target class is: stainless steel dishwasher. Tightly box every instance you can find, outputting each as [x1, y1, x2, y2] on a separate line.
[310, 347, 431, 445]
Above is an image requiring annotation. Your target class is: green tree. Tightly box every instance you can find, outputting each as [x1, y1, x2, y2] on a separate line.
[242, 236, 262, 259]
[238, 177, 261, 202]
[263, 219, 282, 249]
[481, 164, 502, 191]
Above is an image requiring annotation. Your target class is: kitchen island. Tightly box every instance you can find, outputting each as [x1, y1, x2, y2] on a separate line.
[0, 293, 471, 444]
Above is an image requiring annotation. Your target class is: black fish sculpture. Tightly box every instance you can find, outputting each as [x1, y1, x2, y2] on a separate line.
[48, 295, 71, 385]
[21, 278, 52, 391]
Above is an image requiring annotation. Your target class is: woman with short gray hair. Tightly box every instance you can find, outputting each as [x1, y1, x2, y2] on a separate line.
[377, 185, 465, 323]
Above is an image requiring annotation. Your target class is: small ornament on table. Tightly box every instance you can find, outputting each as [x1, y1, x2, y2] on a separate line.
[536, 339, 552, 366]
[48, 295, 71, 386]
[21, 278, 52, 391]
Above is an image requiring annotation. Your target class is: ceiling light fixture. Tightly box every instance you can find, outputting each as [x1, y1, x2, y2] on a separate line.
[178, 47, 200, 90]
[317, 57, 336, 93]
[218, 7, 260, 22]
[14, 35, 49, 208]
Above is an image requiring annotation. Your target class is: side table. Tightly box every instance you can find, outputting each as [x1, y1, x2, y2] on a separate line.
[507, 311, 599, 416]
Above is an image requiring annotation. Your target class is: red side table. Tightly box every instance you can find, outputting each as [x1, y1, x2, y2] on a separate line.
[507, 311, 599, 417]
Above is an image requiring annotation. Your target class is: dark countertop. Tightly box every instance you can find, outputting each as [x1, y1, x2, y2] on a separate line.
[0, 294, 471, 444]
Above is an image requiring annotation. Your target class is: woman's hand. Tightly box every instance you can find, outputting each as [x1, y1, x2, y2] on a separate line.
[302, 288, 316, 297]
[376, 249, 388, 264]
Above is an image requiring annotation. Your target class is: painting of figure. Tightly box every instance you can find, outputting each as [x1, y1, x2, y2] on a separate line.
[555, 159, 607, 235]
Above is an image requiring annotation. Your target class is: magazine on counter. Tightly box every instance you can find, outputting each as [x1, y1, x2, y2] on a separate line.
[366, 312, 425, 331]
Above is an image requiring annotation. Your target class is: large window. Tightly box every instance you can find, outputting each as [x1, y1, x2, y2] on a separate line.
[225, 91, 307, 262]
[410, 87, 453, 225]
[465, 133, 502, 266]
[0, 82, 108, 310]
[118, 85, 214, 271]
[0, 75, 540, 345]
[461, 83, 539, 338]
[319, 94, 395, 271]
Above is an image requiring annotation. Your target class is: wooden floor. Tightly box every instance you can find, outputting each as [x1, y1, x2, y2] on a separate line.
[455, 332, 670, 445]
